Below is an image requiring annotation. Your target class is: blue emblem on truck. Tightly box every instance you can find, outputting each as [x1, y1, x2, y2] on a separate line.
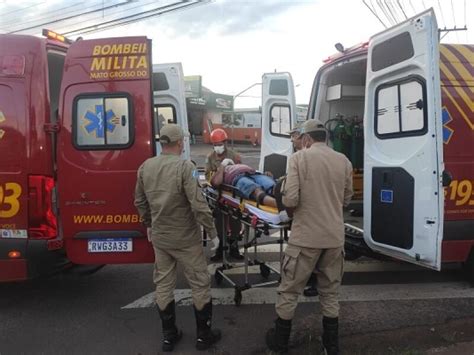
[84, 105, 119, 138]
[380, 189, 393, 203]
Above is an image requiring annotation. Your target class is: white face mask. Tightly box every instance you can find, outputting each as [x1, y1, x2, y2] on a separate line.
[214, 145, 225, 155]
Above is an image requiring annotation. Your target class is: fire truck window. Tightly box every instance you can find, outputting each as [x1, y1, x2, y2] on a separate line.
[47, 51, 65, 124]
[154, 105, 176, 140]
[375, 77, 427, 138]
[270, 105, 291, 137]
[75, 96, 131, 148]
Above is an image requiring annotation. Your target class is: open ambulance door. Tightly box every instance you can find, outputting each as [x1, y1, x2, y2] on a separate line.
[152, 63, 190, 160]
[363, 9, 444, 270]
[259, 72, 297, 179]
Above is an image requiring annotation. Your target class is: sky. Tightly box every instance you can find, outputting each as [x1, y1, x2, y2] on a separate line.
[1, 0, 472, 108]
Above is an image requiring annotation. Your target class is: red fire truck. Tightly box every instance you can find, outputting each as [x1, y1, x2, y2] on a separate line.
[0, 31, 189, 281]
[259, 9, 473, 281]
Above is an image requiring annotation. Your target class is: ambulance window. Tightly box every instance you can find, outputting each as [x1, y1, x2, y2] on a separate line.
[375, 77, 427, 138]
[74, 95, 132, 149]
[372, 32, 414, 72]
[153, 73, 169, 91]
[154, 104, 176, 139]
[269, 79, 289, 96]
[270, 105, 291, 137]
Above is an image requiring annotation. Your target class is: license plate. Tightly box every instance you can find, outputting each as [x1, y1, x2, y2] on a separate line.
[87, 238, 133, 253]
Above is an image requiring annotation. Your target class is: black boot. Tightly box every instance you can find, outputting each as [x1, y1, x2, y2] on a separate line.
[303, 273, 318, 297]
[157, 301, 182, 352]
[210, 243, 223, 262]
[322, 316, 339, 355]
[229, 240, 244, 260]
[265, 317, 292, 353]
[194, 301, 222, 351]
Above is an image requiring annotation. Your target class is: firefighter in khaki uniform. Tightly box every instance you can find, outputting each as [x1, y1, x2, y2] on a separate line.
[205, 128, 243, 261]
[134, 124, 222, 352]
[266, 119, 353, 355]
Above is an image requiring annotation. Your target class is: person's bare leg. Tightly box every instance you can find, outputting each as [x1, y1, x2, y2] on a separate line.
[251, 188, 277, 208]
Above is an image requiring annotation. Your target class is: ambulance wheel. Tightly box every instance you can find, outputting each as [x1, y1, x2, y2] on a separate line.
[234, 288, 242, 306]
[214, 269, 223, 285]
[344, 250, 361, 261]
[260, 264, 270, 279]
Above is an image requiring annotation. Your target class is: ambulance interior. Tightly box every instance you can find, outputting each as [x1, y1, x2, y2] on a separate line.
[313, 57, 367, 211]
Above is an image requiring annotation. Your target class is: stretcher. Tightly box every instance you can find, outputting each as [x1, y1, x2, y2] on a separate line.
[202, 184, 291, 306]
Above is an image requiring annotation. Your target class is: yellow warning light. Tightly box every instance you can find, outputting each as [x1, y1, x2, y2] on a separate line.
[8, 250, 22, 259]
[42, 29, 72, 44]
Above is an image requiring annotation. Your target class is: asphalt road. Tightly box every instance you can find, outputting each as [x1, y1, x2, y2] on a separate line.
[1, 144, 473, 355]
[1, 254, 473, 355]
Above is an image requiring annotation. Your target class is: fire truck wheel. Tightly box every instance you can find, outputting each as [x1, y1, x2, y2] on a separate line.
[462, 248, 474, 285]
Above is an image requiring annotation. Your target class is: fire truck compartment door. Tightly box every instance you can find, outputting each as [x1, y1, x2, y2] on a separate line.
[364, 9, 444, 270]
[152, 63, 190, 160]
[259, 72, 297, 179]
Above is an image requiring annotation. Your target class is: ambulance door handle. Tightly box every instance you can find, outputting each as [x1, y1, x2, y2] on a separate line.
[121, 115, 127, 126]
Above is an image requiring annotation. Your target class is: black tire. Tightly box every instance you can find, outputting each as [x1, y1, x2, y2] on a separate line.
[234, 288, 242, 306]
[462, 248, 474, 285]
[260, 264, 271, 279]
[214, 269, 223, 285]
[344, 249, 361, 261]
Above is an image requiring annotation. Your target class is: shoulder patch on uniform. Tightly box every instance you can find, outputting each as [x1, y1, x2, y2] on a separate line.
[192, 169, 199, 180]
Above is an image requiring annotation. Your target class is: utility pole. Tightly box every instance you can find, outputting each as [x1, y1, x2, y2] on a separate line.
[438, 26, 468, 40]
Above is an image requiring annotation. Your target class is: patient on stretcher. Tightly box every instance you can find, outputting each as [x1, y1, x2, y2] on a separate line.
[210, 160, 278, 208]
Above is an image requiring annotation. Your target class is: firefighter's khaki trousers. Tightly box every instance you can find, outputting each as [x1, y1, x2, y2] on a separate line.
[153, 242, 211, 311]
[276, 244, 344, 320]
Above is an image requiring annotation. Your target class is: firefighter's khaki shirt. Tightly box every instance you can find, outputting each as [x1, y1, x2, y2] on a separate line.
[282, 142, 353, 249]
[134, 153, 217, 250]
[205, 147, 240, 181]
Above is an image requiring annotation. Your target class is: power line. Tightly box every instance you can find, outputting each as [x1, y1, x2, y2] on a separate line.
[0, 1, 45, 17]
[376, 0, 395, 25]
[362, 0, 388, 28]
[408, 0, 417, 13]
[7, 0, 132, 34]
[450, 0, 459, 41]
[1, 1, 85, 31]
[63, 1, 210, 36]
[397, 0, 408, 20]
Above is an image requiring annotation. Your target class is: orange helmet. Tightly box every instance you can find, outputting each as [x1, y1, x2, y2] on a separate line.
[210, 128, 228, 144]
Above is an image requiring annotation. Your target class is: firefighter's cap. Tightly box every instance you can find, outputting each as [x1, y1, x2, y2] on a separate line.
[301, 119, 326, 134]
[159, 124, 184, 144]
[287, 123, 302, 135]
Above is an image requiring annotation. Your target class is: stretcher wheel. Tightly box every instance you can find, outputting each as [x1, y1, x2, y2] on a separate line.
[214, 269, 223, 285]
[260, 264, 271, 279]
[234, 288, 242, 306]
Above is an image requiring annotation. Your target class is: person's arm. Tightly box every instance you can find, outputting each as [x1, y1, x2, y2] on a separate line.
[204, 154, 214, 181]
[282, 154, 300, 208]
[343, 159, 354, 207]
[134, 164, 151, 228]
[210, 165, 225, 188]
[233, 152, 242, 164]
[183, 161, 218, 238]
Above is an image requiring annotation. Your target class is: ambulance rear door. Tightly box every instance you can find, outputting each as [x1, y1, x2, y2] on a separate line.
[57, 37, 155, 264]
[364, 9, 444, 269]
[152, 63, 190, 159]
[259, 72, 297, 179]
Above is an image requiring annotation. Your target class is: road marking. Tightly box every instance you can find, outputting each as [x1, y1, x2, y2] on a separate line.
[122, 282, 474, 309]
